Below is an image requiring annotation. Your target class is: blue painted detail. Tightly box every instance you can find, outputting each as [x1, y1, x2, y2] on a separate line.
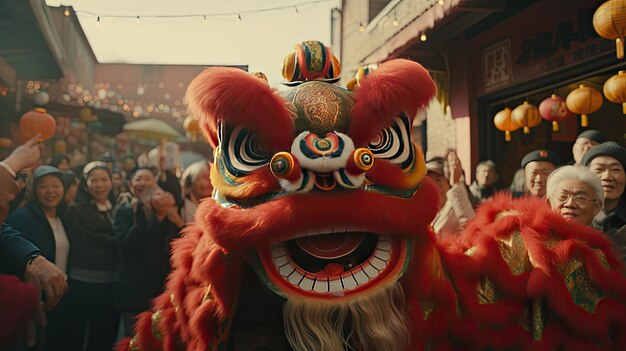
[338, 169, 354, 187]
[216, 155, 239, 186]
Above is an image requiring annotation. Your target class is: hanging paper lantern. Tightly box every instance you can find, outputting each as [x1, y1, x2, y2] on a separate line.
[593, 0, 626, 59]
[511, 101, 541, 134]
[20, 107, 56, 141]
[0, 137, 12, 148]
[604, 70, 626, 113]
[493, 107, 521, 141]
[566, 84, 603, 127]
[183, 116, 200, 142]
[54, 139, 67, 153]
[33, 90, 50, 106]
[80, 107, 92, 122]
[538, 94, 573, 132]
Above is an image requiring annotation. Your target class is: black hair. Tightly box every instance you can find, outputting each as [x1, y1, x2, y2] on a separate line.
[75, 162, 115, 204]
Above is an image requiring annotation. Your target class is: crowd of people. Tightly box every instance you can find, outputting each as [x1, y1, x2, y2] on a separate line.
[2, 127, 626, 350]
[0, 134, 212, 351]
[426, 129, 626, 262]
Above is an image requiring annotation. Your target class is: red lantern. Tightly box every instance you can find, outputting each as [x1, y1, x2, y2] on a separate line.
[538, 94, 573, 132]
[20, 107, 56, 141]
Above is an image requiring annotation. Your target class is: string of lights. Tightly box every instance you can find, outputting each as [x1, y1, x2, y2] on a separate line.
[67, 0, 336, 21]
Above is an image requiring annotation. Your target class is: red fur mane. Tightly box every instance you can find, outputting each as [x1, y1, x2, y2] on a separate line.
[348, 59, 436, 147]
[185, 67, 294, 151]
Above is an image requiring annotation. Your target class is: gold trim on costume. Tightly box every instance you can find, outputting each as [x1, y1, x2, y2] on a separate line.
[498, 231, 532, 276]
[151, 311, 163, 341]
[477, 277, 498, 304]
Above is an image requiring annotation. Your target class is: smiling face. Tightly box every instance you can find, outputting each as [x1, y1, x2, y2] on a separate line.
[35, 175, 64, 211]
[549, 179, 601, 226]
[588, 156, 626, 203]
[86, 169, 112, 202]
[524, 161, 556, 197]
[131, 169, 157, 199]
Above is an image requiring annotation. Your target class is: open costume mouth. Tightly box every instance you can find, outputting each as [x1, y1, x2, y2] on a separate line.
[257, 229, 411, 301]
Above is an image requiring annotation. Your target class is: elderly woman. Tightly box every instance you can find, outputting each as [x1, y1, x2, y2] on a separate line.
[546, 165, 603, 226]
[180, 160, 212, 224]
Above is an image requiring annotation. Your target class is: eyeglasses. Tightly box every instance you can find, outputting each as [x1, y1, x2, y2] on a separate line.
[555, 193, 596, 206]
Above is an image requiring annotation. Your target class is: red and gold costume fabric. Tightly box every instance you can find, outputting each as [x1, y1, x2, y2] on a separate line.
[118, 41, 626, 351]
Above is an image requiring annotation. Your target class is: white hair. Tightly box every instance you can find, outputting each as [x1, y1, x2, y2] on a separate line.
[283, 283, 410, 351]
[546, 165, 604, 207]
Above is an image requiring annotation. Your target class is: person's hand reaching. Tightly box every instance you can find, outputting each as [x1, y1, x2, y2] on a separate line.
[447, 151, 463, 186]
[3, 134, 42, 172]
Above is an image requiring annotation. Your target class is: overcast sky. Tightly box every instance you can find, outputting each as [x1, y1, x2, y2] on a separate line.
[45, 0, 341, 85]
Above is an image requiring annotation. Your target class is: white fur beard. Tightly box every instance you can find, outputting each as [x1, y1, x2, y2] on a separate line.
[283, 283, 410, 351]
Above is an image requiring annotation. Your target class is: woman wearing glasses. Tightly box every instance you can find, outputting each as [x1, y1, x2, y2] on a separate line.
[546, 165, 603, 226]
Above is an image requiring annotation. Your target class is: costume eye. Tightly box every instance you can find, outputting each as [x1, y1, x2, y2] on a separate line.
[368, 115, 414, 168]
[221, 124, 270, 176]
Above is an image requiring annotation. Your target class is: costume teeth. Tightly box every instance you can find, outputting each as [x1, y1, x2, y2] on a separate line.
[270, 235, 394, 295]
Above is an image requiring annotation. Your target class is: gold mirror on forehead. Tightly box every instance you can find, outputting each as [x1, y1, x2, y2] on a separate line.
[281, 82, 354, 135]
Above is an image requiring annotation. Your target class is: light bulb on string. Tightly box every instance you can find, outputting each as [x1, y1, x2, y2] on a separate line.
[203, 15, 207, 24]
[96, 16, 100, 27]
[392, 13, 398, 27]
[294, 6, 299, 14]
[438, 0, 445, 5]
[359, 22, 365, 32]
[237, 14, 242, 23]
[64, 7, 70, 16]
[136, 16, 141, 24]
[420, 33, 427, 41]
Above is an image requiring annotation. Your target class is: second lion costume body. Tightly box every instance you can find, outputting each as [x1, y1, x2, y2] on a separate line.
[118, 41, 626, 351]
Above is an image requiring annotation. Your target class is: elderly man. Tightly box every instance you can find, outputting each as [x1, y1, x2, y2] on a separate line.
[546, 165, 603, 226]
[469, 160, 500, 204]
[521, 149, 560, 198]
[581, 141, 626, 234]
[571, 129, 607, 165]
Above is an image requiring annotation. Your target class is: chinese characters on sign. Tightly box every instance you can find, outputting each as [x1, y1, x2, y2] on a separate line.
[515, 9, 598, 66]
[483, 39, 512, 90]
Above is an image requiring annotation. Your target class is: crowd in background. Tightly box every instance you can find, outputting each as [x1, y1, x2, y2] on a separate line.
[0, 135, 212, 351]
[426, 129, 626, 263]
[2, 127, 626, 350]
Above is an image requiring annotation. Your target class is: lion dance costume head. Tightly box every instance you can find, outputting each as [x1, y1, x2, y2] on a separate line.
[120, 41, 626, 351]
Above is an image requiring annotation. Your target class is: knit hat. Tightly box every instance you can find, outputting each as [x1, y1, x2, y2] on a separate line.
[577, 129, 607, 144]
[521, 149, 560, 169]
[581, 141, 626, 169]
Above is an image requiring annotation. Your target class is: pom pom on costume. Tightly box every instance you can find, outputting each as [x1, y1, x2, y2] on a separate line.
[118, 42, 626, 351]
